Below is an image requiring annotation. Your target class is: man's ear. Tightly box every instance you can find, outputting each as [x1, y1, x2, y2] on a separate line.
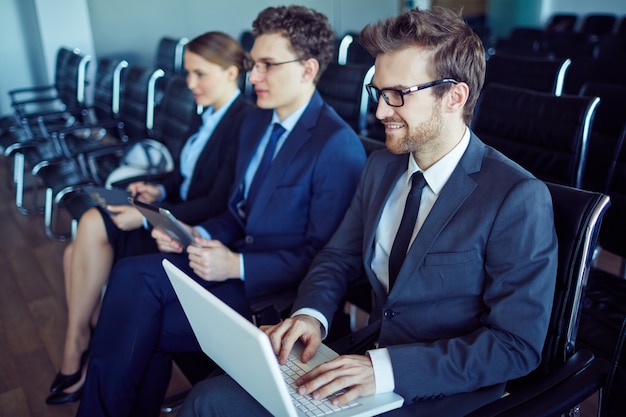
[301, 58, 319, 83]
[445, 82, 469, 114]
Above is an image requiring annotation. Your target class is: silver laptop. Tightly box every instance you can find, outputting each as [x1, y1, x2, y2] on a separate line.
[162, 259, 404, 417]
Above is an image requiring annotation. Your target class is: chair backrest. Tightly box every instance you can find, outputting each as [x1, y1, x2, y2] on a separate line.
[239, 30, 254, 52]
[509, 182, 609, 390]
[494, 27, 547, 56]
[546, 13, 578, 33]
[336, 33, 375, 66]
[118, 65, 165, 140]
[55, 47, 91, 108]
[150, 75, 198, 160]
[155, 36, 188, 77]
[580, 13, 617, 38]
[90, 58, 128, 122]
[485, 53, 571, 95]
[359, 135, 385, 157]
[579, 82, 626, 192]
[317, 62, 374, 135]
[472, 83, 600, 188]
[597, 125, 626, 258]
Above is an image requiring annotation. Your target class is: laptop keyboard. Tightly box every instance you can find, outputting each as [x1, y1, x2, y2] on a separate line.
[281, 352, 360, 416]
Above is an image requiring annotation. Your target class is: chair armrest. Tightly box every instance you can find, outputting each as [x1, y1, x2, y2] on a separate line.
[465, 349, 609, 417]
[9, 85, 56, 102]
[249, 287, 298, 326]
[3, 139, 47, 157]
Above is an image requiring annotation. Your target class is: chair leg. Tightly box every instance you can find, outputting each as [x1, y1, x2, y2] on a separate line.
[44, 187, 71, 241]
[14, 153, 44, 215]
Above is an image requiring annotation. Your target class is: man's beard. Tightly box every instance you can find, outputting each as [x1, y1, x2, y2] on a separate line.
[384, 106, 444, 156]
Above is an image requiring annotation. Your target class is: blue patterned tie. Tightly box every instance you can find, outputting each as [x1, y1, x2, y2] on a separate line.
[244, 123, 286, 214]
[388, 171, 426, 289]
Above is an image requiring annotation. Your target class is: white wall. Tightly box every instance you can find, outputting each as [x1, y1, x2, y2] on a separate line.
[0, 0, 44, 115]
[85, 0, 399, 67]
[488, 0, 625, 39]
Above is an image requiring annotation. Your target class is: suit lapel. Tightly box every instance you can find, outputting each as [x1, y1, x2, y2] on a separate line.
[188, 97, 244, 189]
[227, 110, 272, 224]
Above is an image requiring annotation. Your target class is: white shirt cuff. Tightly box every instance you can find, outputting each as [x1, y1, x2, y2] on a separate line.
[291, 308, 329, 339]
[366, 348, 395, 394]
[193, 226, 211, 239]
[239, 254, 245, 281]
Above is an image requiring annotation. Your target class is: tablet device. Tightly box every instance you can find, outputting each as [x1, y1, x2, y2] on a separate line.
[84, 185, 132, 215]
[131, 199, 197, 247]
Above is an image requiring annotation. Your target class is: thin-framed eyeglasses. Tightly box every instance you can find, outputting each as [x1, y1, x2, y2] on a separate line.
[366, 79, 459, 107]
[243, 58, 303, 73]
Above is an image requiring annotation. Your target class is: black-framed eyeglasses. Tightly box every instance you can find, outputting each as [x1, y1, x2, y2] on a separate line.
[366, 79, 459, 107]
[243, 58, 303, 73]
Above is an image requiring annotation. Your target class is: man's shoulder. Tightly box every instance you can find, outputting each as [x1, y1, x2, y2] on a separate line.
[468, 133, 539, 183]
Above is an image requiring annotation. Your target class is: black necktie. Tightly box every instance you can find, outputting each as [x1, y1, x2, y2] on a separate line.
[244, 123, 286, 214]
[388, 171, 426, 289]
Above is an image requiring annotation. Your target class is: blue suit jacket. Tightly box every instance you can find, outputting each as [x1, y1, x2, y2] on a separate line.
[199, 91, 366, 298]
[293, 133, 558, 411]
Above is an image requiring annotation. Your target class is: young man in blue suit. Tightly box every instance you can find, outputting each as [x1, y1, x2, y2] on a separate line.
[178, 7, 559, 417]
[76, 6, 366, 417]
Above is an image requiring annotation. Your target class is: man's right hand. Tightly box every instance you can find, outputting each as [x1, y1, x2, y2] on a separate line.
[262, 315, 322, 365]
[151, 222, 195, 253]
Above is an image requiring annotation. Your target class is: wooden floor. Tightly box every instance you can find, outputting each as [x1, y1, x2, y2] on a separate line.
[0, 160, 189, 417]
[0, 158, 601, 417]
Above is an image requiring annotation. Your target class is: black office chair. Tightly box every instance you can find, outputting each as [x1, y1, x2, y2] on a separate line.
[8, 47, 91, 142]
[576, 123, 626, 417]
[494, 27, 547, 57]
[317, 62, 374, 136]
[464, 182, 610, 417]
[580, 14, 618, 39]
[472, 83, 600, 188]
[546, 13, 578, 34]
[336, 32, 375, 66]
[484, 53, 571, 95]
[579, 82, 626, 193]
[155, 36, 188, 78]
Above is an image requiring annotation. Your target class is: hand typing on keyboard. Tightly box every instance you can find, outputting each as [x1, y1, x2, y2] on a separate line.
[262, 315, 377, 406]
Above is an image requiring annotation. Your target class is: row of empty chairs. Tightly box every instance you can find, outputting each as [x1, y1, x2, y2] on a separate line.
[0, 36, 192, 239]
[470, 80, 626, 417]
[496, 12, 626, 60]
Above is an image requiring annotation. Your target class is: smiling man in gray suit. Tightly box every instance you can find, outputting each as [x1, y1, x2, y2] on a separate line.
[179, 7, 558, 417]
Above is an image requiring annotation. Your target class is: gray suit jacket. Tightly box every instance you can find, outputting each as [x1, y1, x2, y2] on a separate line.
[293, 132, 558, 412]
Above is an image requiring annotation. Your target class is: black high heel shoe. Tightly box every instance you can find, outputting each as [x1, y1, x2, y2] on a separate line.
[45, 384, 84, 405]
[49, 350, 89, 393]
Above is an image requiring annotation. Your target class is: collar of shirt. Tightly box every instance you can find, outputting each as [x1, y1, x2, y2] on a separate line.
[405, 126, 471, 195]
[270, 97, 310, 138]
[202, 89, 241, 125]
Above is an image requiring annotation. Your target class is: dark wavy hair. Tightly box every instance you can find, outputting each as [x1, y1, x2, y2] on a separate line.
[360, 7, 485, 124]
[252, 5, 335, 83]
[186, 31, 246, 74]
